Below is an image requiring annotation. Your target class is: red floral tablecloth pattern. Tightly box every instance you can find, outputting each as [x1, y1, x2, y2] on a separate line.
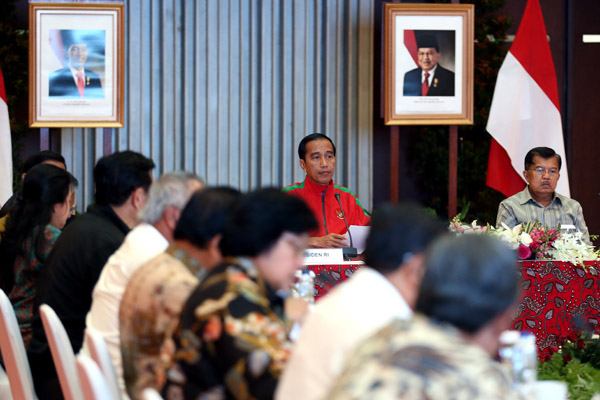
[306, 263, 363, 299]
[513, 260, 600, 359]
[305, 260, 600, 359]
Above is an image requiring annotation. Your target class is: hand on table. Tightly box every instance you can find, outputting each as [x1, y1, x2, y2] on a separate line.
[308, 233, 349, 248]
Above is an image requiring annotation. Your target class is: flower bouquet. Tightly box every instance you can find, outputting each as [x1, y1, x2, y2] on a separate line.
[449, 218, 599, 267]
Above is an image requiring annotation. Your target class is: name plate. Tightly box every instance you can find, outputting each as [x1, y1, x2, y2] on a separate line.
[303, 248, 344, 265]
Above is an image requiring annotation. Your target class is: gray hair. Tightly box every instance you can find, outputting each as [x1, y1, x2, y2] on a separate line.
[416, 234, 519, 333]
[137, 171, 203, 224]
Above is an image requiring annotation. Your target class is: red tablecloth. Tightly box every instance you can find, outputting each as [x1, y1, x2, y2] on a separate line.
[306, 260, 600, 359]
[513, 260, 600, 359]
[307, 263, 363, 299]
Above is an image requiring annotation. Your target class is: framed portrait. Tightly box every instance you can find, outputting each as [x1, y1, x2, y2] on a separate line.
[383, 3, 474, 125]
[29, 3, 124, 127]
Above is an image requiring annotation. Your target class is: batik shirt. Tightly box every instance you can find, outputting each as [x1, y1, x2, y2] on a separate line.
[9, 224, 61, 347]
[120, 245, 206, 399]
[162, 257, 292, 400]
[326, 315, 518, 400]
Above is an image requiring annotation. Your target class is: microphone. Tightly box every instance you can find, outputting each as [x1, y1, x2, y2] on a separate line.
[334, 193, 357, 259]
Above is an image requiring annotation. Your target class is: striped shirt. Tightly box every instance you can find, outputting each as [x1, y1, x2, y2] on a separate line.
[496, 187, 590, 244]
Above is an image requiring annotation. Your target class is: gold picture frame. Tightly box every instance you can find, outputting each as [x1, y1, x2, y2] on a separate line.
[29, 3, 124, 127]
[383, 3, 474, 125]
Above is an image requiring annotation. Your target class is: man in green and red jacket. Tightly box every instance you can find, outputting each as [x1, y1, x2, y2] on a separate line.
[283, 133, 370, 248]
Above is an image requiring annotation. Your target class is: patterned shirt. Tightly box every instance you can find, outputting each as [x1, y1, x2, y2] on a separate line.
[119, 245, 206, 399]
[9, 225, 61, 347]
[162, 257, 292, 400]
[496, 187, 590, 244]
[326, 316, 518, 400]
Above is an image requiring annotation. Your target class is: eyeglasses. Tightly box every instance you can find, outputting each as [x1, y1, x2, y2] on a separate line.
[530, 166, 559, 177]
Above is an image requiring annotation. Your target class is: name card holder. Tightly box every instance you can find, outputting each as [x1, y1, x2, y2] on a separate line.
[303, 248, 344, 265]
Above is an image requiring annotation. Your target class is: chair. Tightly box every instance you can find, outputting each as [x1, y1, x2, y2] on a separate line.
[84, 329, 121, 400]
[76, 354, 113, 400]
[39, 304, 84, 400]
[0, 289, 37, 400]
[141, 387, 164, 400]
[0, 364, 14, 400]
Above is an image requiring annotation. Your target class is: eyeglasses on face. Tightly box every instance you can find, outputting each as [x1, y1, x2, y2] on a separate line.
[530, 166, 559, 177]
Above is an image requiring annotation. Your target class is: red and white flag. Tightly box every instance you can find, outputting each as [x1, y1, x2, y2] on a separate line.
[0, 67, 12, 205]
[486, 0, 569, 197]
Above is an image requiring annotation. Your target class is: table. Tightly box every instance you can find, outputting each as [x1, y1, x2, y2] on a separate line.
[513, 260, 600, 359]
[307, 259, 600, 360]
[306, 261, 364, 299]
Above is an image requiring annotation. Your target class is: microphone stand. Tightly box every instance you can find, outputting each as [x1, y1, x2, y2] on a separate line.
[335, 193, 357, 259]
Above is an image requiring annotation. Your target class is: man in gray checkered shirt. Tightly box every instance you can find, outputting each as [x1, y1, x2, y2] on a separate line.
[496, 146, 590, 245]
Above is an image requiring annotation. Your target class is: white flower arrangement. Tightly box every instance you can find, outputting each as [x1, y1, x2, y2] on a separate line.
[489, 223, 533, 250]
[550, 231, 599, 267]
[449, 217, 599, 267]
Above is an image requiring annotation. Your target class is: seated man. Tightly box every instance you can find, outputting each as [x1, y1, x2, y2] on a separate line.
[120, 187, 240, 399]
[81, 171, 203, 399]
[326, 234, 520, 399]
[283, 133, 370, 248]
[496, 147, 590, 243]
[276, 203, 446, 400]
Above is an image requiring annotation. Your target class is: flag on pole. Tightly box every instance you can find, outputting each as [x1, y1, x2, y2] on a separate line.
[0, 67, 13, 206]
[486, 0, 569, 197]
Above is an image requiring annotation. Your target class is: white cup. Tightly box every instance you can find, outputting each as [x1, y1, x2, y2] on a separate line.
[520, 381, 567, 400]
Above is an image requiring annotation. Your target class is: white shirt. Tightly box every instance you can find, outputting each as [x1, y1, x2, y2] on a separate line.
[422, 64, 438, 86]
[69, 65, 85, 86]
[275, 267, 411, 400]
[79, 223, 168, 400]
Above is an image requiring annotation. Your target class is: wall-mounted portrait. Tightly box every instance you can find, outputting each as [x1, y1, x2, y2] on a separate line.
[30, 3, 124, 127]
[384, 4, 474, 125]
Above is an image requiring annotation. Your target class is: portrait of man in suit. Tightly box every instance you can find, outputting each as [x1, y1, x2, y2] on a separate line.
[49, 39, 104, 99]
[403, 34, 455, 97]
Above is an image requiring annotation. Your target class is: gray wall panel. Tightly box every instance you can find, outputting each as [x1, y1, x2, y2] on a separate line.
[60, 0, 374, 211]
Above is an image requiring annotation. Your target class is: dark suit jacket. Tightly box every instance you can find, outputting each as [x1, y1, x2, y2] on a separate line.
[48, 67, 104, 99]
[403, 64, 455, 97]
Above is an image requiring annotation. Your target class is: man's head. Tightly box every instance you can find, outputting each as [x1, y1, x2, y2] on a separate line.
[298, 133, 337, 186]
[523, 147, 561, 199]
[220, 188, 318, 290]
[93, 151, 155, 224]
[363, 203, 446, 307]
[67, 44, 88, 71]
[173, 187, 241, 268]
[138, 171, 204, 240]
[23, 151, 67, 176]
[416, 234, 520, 354]
[416, 35, 440, 72]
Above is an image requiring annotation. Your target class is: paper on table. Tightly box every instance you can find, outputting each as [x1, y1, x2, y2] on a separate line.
[348, 225, 370, 254]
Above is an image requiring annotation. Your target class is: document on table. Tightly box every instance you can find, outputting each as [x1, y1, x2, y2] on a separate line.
[348, 225, 370, 254]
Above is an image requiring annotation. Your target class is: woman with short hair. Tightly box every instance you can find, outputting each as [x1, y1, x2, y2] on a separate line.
[163, 188, 317, 399]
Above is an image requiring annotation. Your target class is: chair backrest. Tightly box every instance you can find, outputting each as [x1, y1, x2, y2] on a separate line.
[0, 289, 37, 400]
[141, 387, 164, 400]
[76, 354, 113, 400]
[84, 329, 121, 400]
[39, 304, 84, 400]
[0, 363, 14, 400]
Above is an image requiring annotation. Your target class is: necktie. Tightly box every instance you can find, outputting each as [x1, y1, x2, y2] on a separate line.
[421, 71, 430, 96]
[77, 72, 85, 98]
